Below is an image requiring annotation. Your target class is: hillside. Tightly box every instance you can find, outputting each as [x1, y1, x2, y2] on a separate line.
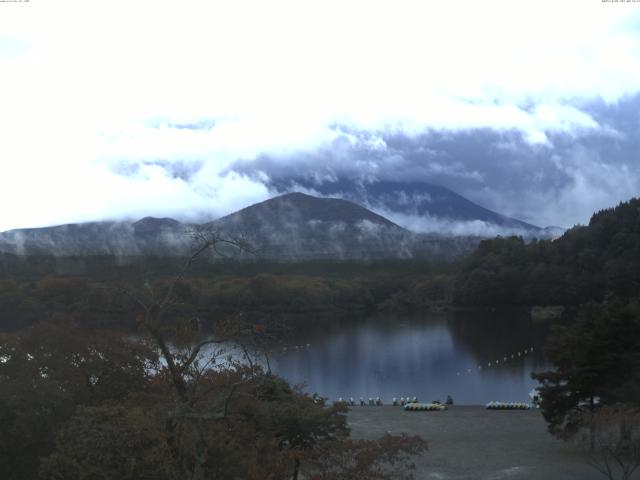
[0, 219, 192, 257]
[0, 193, 478, 262]
[269, 179, 542, 234]
[207, 192, 413, 260]
[453, 197, 640, 306]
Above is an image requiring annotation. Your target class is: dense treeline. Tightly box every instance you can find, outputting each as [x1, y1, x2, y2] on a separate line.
[454, 198, 640, 306]
[0, 266, 455, 333]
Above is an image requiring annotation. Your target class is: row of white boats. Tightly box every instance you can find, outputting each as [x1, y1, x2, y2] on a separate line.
[333, 396, 537, 411]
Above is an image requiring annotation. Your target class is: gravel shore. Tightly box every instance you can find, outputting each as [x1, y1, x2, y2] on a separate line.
[347, 406, 617, 480]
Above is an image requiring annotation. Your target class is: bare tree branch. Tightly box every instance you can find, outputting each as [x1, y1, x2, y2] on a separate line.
[179, 338, 230, 374]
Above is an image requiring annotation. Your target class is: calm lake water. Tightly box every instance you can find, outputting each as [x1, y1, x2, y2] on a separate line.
[263, 310, 555, 405]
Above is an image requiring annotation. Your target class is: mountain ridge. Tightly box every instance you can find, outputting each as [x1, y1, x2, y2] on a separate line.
[0, 191, 518, 260]
[268, 179, 541, 233]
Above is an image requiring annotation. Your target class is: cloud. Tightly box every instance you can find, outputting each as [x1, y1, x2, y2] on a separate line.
[235, 94, 640, 229]
[0, 1, 639, 231]
[376, 211, 535, 238]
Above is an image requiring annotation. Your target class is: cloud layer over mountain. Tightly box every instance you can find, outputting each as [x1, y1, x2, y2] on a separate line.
[1, 1, 639, 232]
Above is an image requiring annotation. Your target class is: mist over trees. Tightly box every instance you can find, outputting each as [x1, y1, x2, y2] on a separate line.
[453, 198, 640, 307]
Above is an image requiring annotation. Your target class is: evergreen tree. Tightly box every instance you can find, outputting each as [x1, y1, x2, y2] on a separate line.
[532, 300, 640, 442]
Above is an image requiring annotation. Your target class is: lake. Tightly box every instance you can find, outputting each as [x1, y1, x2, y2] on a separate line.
[262, 309, 556, 405]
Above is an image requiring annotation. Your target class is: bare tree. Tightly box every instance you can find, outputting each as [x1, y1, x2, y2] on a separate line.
[119, 228, 255, 404]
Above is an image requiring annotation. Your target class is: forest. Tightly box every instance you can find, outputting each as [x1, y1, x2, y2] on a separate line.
[0, 258, 455, 333]
[2, 199, 640, 479]
[453, 198, 640, 306]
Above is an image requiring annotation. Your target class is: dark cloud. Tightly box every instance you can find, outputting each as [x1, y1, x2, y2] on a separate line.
[227, 95, 640, 229]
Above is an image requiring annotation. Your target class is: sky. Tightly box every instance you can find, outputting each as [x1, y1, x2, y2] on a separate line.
[1, 0, 640, 232]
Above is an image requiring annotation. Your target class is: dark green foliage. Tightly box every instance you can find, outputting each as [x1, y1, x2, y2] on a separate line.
[532, 300, 640, 440]
[454, 198, 640, 306]
[378, 274, 453, 313]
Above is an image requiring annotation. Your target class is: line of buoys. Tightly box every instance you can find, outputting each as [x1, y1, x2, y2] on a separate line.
[485, 401, 531, 410]
[456, 347, 535, 377]
[404, 403, 447, 411]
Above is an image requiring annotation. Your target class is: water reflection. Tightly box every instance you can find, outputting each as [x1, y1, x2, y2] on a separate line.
[268, 310, 555, 405]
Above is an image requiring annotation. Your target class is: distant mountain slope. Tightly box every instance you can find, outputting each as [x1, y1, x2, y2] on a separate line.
[269, 179, 541, 233]
[212, 192, 402, 231]
[206, 192, 415, 260]
[0, 193, 478, 261]
[0, 218, 192, 256]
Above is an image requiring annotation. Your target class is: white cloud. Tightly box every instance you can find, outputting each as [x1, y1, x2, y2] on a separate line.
[536, 147, 640, 228]
[376, 210, 535, 238]
[0, 0, 639, 230]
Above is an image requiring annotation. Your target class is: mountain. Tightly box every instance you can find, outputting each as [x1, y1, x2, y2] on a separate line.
[205, 192, 480, 260]
[0, 193, 478, 261]
[211, 192, 402, 232]
[206, 192, 412, 260]
[0, 218, 192, 257]
[269, 179, 542, 234]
